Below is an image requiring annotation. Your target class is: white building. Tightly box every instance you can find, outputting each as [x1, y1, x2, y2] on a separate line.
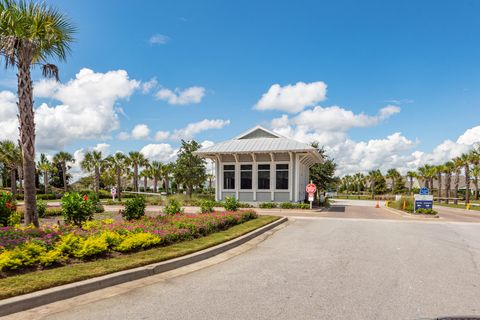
[194, 126, 323, 203]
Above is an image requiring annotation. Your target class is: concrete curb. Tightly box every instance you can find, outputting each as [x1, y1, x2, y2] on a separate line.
[0, 217, 288, 317]
[384, 207, 441, 219]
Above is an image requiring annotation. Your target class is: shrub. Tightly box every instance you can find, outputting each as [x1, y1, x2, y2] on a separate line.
[7, 212, 21, 226]
[115, 233, 161, 252]
[200, 200, 216, 213]
[224, 196, 239, 211]
[61, 192, 94, 226]
[280, 202, 295, 209]
[0, 192, 16, 227]
[74, 236, 109, 258]
[259, 202, 277, 209]
[121, 197, 146, 220]
[163, 199, 184, 215]
[238, 202, 253, 208]
[416, 208, 437, 215]
[37, 200, 47, 218]
[390, 197, 414, 212]
[297, 203, 310, 209]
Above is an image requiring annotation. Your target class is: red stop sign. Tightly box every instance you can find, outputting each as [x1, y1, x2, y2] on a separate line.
[306, 183, 316, 194]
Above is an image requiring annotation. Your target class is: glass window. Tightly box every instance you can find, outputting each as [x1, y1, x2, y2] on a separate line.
[223, 165, 235, 189]
[240, 165, 252, 189]
[276, 164, 289, 190]
[258, 164, 270, 190]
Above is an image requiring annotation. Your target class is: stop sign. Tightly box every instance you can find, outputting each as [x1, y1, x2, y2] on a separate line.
[306, 183, 316, 194]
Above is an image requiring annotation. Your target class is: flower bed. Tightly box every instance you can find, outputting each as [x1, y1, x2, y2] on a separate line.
[0, 210, 257, 275]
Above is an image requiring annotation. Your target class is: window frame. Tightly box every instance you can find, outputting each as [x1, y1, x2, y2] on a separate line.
[275, 163, 290, 191]
[222, 163, 236, 191]
[240, 164, 253, 190]
[257, 163, 271, 191]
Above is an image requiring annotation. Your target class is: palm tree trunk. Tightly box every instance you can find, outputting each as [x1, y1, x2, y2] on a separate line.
[465, 164, 470, 203]
[134, 165, 138, 192]
[117, 168, 122, 201]
[454, 172, 460, 205]
[94, 166, 100, 193]
[143, 176, 147, 192]
[18, 165, 23, 194]
[44, 170, 48, 194]
[409, 177, 413, 195]
[17, 53, 38, 227]
[62, 163, 67, 193]
[153, 177, 158, 193]
[187, 185, 193, 198]
[165, 177, 169, 194]
[10, 169, 17, 198]
[475, 176, 479, 201]
[445, 174, 451, 204]
[437, 173, 442, 200]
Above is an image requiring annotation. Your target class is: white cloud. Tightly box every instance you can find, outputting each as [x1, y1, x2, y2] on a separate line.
[0, 91, 19, 141]
[155, 86, 205, 105]
[149, 34, 169, 45]
[131, 124, 150, 140]
[200, 140, 215, 149]
[456, 126, 480, 145]
[140, 143, 176, 162]
[154, 130, 170, 141]
[170, 119, 230, 140]
[254, 81, 327, 113]
[69, 143, 111, 181]
[141, 78, 158, 94]
[117, 131, 130, 141]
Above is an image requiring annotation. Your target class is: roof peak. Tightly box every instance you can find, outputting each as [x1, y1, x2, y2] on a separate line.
[234, 125, 285, 140]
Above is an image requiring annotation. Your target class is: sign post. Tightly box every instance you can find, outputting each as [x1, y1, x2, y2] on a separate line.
[414, 187, 433, 213]
[306, 182, 317, 210]
[111, 187, 117, 201]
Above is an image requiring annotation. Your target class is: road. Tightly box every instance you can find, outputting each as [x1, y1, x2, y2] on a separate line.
[13, 202, 480, 320]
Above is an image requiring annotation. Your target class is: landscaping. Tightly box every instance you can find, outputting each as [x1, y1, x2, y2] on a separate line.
[389, 197, 438, 215]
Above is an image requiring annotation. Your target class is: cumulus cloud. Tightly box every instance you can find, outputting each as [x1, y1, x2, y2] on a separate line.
[154, 130, 170, 141]
[69, 143, 111, 181]
[169, 119, 230, 140]
[117, 131, 130, 141]
[140, 143, 176, 162]
[254, 81, 327, 113]
[155, 86, 205, 105]
[149, 34, 169, 45]
[5, 68, 142, 151]
[456, 126, 480, 145]
[131, 124, 150, 140]
[141, 78, 158, 94]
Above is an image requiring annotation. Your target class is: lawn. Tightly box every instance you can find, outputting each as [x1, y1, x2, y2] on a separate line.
[435, 202, 480, 211]
[0, 215, 278, 299]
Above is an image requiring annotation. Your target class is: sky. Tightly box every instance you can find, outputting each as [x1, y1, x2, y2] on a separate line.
[1, 0, 480, 179]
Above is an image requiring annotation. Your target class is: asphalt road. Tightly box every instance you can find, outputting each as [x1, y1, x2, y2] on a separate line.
[30, 216, 480, 320]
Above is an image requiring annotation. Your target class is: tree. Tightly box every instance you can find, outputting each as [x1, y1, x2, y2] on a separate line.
[435, 164, 446, 198]
[37, 153, 56, 194]
[386, 169, 401, 193]
[105, 152, 128, 201]
[0, 140, 21, 198]
[53, 151, 74, 193]
[452, 157, 463, 204]
[406, 171, 417, 195]
[353, 173, 365, 195]
[443, 161, 454, 203]
[460, 153, 471, 203]
[0, 0, 75, 227]
[149, 161, 163, 193]
[367, 170, 384, 199]
[161, 162, 175, 194]
[81, 151, 103, 193]
[127, 151, 148, 192]
[174, 140, 206, 197]
[139, 166, 151, 192]
[309, 143, 337, 192]
[471, 165, 480, 201]
[468, 149, 480, 200]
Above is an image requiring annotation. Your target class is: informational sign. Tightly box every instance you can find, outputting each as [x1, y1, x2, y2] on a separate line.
[419, 187, 429, 195]
[306, 183, 316, 209]
[111, 187, 117, 200]
[308, 194, 314, 202]
[414, 194, 433, 211]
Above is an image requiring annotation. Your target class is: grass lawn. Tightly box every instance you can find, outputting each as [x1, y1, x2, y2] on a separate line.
[435, 202, 480, 211]
[0, 215, 279, 300]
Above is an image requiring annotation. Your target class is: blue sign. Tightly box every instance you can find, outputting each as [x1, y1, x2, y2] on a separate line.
[420, 187, 429, 195]
[415, 200, 433, 210]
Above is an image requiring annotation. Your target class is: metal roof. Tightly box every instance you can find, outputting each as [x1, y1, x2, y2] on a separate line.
[195, 126, 321, 163]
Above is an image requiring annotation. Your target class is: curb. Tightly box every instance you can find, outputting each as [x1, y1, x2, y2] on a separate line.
[0, 217, 288, 317]
[384, 207, 441, 219]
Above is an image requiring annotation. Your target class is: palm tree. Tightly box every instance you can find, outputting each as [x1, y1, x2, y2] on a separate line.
[367, 170, 382, 199]
[406, 171, 417, 195]
[37, 153, 56, 195]
[417, 165, 430, 189]
[105, 152, 128, 201]
[53, 151, 74, 193]
[460, 153, 471, 203]
[161, 162, 175, 194]
[127, 151, 148, 192]
[342, 175, 352, 197]
[139, 167, 152, 192]
[435, 164, 446, 199]
[0, 0, 75, 227]
[80, 151, 103, 193]
[0, 140, 22, 198]
[452, 157, 463, 204]
[443, 161, 454, 203]
[470, 165, 480, 201]
[386, 168, 400, 193]
[353, 173, 365, 196]
[149, 161, 163, 193]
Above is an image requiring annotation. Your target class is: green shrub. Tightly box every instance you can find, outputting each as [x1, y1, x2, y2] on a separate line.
[390, 197, 414, 212]
[280, 202, 295, 209]
[37, 200, 47, 218]
[7, 211, 21, 226]
[115, 233, 161, 252]
[238, 202, 253, 208]
[121, 197, 146, 220]
[297, 203, 310, 209]
[163, 198, 184, 215]
[36, 194, 61, 200]
[224, 196, 239, 211]
[61, 192, 95, 226]
[74, 236, 109, 258]
[200, 200, 216, 213]
[416, 208, 437, 215]
[0, 191, 16, 227]
[259, 202, 277, 209]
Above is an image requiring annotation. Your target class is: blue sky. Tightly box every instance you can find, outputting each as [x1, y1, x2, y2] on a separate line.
[1, 0, 480, 175]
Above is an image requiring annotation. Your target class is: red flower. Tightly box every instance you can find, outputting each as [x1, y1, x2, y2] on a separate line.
[83, 195, 89, 201]
[5, 202, 12, 209]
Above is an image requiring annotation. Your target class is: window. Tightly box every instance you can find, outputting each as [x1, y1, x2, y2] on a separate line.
[223, 165, 235, 189]
[276, 164, 289, 190]
[258, 164, 270, 190]
[240, 165, 252, 189]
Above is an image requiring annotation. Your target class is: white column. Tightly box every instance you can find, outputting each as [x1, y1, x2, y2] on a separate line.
[252, 153, 257, 201]
[234, 154, 239, 200]
[216, 156, 222, 201]
[289, 152, 293, 202]
[270, 153, 275, 202]
[294, 154, 300, 202]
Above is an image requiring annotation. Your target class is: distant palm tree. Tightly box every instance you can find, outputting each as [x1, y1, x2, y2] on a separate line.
[386, 168, 400, 193]
[435, 164, 446, 199]
[0, 0, 76, 227]
[367, 170, 382, 199]
[406, 171, 417, 195]
[161, 162, 175, 194]
[460, 153, 471, 203]
[417, 165, 430, 189]
[127, 152, 148, 192]
[353, 173, 365, 196]
[53, 151, 74, 193]
[139, 165, 152, 192]
[105, 152, 128, 200]
[443, 161, 454, 203]
[37, 154, 56, 195]
[470, 165, 480, 201]
[452, 156, 463, 204]
[81, 151, 103, 193]
[149, 161, 163, 193]
[0, 140, 22, 198]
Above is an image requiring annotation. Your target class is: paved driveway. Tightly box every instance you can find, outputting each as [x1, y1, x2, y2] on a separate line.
[22, 217, 480, 320]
